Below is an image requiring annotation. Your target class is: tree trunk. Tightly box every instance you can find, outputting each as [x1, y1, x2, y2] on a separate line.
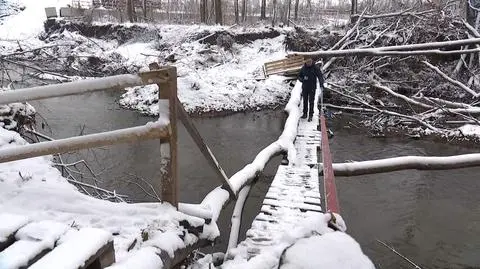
[241, 0, 247, 22]
[287, 0, 291, 26]
[126, 0, 134, 22]
[200, 0, 207, 23]
[260, 0, 266, 19]
[294, 0, 299, 20]
[272, 0, 277, 26]
[214, 0, 222, 24]
[235, 0, 239, 23]
[142, 0, 147, 21]
[351, 0, 358, 15]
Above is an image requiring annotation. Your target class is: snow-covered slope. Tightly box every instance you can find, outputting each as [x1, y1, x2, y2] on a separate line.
[0, 126, 217, 262]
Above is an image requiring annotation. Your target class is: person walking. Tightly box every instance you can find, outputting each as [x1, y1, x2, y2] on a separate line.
[298, 57, 324, 122]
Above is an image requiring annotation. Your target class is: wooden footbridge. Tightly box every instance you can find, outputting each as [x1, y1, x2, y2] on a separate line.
[0, 63, 340, 268]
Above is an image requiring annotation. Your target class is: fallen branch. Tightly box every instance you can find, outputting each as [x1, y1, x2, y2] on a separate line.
[422, 60, 480, 98]
[325, 85, 441, 132]
[463, 19, 480, 38]
[412, 95, 472, 109]
[371, 81, 432, 109]
[329, 9, 366, 51]
[376, 240, 423, 269]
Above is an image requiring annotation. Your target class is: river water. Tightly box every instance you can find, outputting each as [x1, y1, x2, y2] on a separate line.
[25, 90, 480, 268]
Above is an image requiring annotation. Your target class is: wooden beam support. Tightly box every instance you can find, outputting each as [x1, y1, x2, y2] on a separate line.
[176, 98, 236, 199]
[150, 63, 179, 208]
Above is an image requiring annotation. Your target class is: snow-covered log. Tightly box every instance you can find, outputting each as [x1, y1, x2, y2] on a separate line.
[0, 120, 169, 163]
[328, 153, 480, 176]
[0, 74, 153, 105]
[296, 47, 480, 58]
[199, 81, 302, 222]
[226, 184, 252, 253]
[291, 38, 480, 57]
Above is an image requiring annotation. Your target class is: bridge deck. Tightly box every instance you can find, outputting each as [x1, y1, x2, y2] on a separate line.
[227, 82, 323, 264]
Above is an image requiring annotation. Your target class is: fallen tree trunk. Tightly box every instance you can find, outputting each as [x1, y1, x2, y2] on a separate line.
[322, 153, 480, 176]
[351, 9, 435, 20]
[293, 47, 480, 58]
[291, 38, 480, 57]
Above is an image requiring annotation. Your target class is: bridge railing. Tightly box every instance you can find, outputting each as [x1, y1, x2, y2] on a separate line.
[0, 65, 234, 208]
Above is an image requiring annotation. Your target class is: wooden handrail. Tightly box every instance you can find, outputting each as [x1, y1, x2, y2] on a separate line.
[0, 122, 170, 164]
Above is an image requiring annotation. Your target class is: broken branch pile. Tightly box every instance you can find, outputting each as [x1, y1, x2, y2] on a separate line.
[286, 5, 480, 142]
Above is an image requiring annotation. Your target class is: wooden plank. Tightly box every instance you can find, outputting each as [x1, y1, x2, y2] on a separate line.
[0, 214, 29, 251]
[0, 221, 69, 269]
[267, 66, 303, 76]
[82, 240, 115, 269]
[265, 58, 305, 68]
[1, 241, 53, 269]
[176, 97, 236, 198]
[265, 62, 304, 73]
[265, 59, 304, 70]
[264, 55, 304, 66]
[29, 228, 114, 269]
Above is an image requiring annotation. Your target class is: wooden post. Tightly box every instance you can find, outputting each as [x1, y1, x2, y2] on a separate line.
[150, 63, 178, 208]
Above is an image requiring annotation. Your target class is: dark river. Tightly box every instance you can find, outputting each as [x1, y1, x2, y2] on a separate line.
[26, 90, 480, 269]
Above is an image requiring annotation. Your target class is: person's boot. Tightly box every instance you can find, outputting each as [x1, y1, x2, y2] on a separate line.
[308, 116, 313, 122]
[301, 113, 307, 119]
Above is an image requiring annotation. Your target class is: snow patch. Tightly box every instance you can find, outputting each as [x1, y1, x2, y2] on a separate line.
[279, 232, 375, 269]
[458, 124, 480, 137]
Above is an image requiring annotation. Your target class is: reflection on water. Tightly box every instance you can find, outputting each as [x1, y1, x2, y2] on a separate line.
[329, 118, 480, 269]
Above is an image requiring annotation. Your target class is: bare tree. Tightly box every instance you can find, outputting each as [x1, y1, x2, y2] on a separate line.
[200, 0, 208, 23]
[351, 0, 358, 15]
[467, 0, 480, 26]
[241, 0, 247, 22]
[214, 0, 223, 24]
[126, 0, 134, 22]
[235, 0, 240, 23]
[294, 0, 299, 20]
[261, 0, 266, 19]
[287, 0, 292, 25]
[272, 0, 277, 26]
[142, 0, 147, 21]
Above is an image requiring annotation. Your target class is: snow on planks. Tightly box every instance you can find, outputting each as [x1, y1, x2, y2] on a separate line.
[229, 83, 323, 262]
[0, 214, 115, 269]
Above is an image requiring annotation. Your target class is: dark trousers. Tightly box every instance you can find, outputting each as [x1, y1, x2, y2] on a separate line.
[302, 87, 316, 117]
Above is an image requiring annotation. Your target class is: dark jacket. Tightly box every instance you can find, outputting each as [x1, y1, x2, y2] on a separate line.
[298, 64, 324, 90]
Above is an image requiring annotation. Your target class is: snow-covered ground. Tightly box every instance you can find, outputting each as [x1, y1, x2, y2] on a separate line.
[0, 88, 36, 130]
[1, 0, 295, 115]
[0, 126, 218, 264]
[120, 34, 290, 114]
